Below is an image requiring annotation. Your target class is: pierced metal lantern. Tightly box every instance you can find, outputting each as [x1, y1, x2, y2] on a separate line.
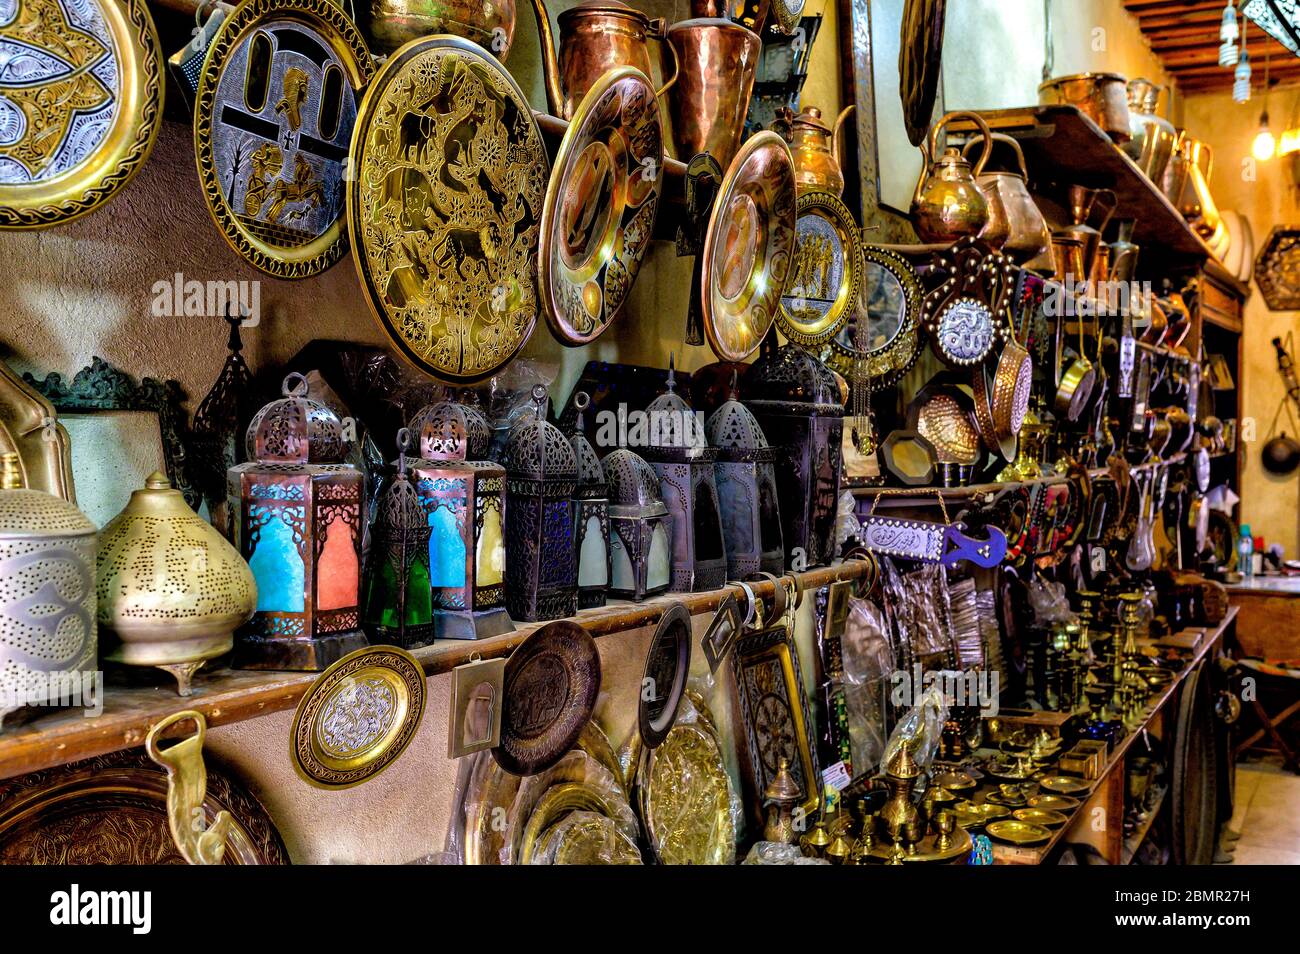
[228, 373, 367, 671]
[409, 402, 512, 640]
[502, 386, 578, 622]
[411, 399, 492, 461]
[569, 392, 609, 609]
[742, 343, 845, 569]
[362, 429, 434, 649]
[642, 360, 727, 592]
[707, 386, 784, 577]
[603, 449, 672, 602]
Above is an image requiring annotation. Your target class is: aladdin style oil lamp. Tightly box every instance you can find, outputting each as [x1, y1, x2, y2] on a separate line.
[228, 373, 367, 671]
[603, 448, 672, 601]
[502, 386, 578, 622]
[569, 392, 609, 609]
[707, 381, 783, 577]
[409, 403, 512, 640]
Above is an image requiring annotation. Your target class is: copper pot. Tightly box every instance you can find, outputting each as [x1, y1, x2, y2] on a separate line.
[368, 0, 517, 55]
[1039, 72, 1131, 143]
[962, 132, 1049, 263]
[665, 0, 760, 168]
[1060, 185, 1117, 280]
[528, 0, 679, 120]
[911, 110, 992, 244]
[776, 104, 855, 196]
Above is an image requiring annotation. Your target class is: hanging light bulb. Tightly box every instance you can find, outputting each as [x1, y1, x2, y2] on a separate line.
[1220, 39, 1239, 67]
[1234, 50, 1253, 103]
[1221, 1, 1239, 42]
[1254, 111, 1276, 160]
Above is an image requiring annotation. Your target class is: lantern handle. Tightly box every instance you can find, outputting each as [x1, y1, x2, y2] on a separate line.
[395, 427, 411, 476]
[282, 371, 309, 398]
[574, 391, 590, 430]
[531, 384, 547, 420]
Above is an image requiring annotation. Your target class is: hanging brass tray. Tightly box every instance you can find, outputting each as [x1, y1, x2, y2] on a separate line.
[193, 0, 373, 278]
[0, 0, 164, 229]
[536, 809, 643, 865]
[776, 190, 863, 347]
[291, 645, 427, 789]
[640, 721, 735, 865]
[348, 34, 549, 383]
[540, 66, 662, 346]
[700, 130, 797, 362]
[825, 244, 924, 391]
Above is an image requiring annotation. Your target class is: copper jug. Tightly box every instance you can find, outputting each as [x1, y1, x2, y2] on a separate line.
[1060, 185, 1117, 280]
[776, 104, 855, 196]
[911, 111, 992, 244]
[369, 0, 518, 55]
[528, 0, 679, 120]
[961, 132, 1049, 263]
[1180, 135, 1221, 239]
[665, 0, 760, 169]
[1123, 78, 1176, 186]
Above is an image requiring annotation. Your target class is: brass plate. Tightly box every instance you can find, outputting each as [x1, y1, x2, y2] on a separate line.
[827, 245, 924, 391]
[462, 749, 520, 865]
[776, 190, 863, 347]
[986, 819, 1051, 846]
[348, 34, 548, 383]
[541, 810, 643, 865]
[951, 801, 1010, 830]
[934, 770, 977, 793]
[1039, 775, 1092, 796]
[700, 130, 797, 362]
[1026, 793, 1080, 812]
[641, 722, 735, 865]
[639, 601, 691, 748]
[0, 748, 287, 864]
[291, 645, 426, 789]
[540, 66, 662, 346]
[493, 620, 601, 776]
[194, 0, 372, 278]
[1013, 807, 1068, 828]
[518, 781, 632, 865]
[0, 0, 163, 228]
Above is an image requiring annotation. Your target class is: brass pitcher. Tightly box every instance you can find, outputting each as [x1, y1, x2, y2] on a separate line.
[1123, 78, 1176, 186]
[1181, 135, 1221, 238]
[368, 0, 518, 56]
[1060, 185, 1117, 280]
[528, 0, 679, 120]
[776, 104, 855, 196]
[911, 111, 993, 244]
[962, 131, 1049, 262]
[665, 0, 760, 168]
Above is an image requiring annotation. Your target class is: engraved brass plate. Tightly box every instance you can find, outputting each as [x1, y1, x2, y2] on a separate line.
[985, 818, 1051, 846]
[777, 190, 863, 347]
[0, 0, 163, 228]
[348, 34, 549, 383]
[641, 721, 735, 865]
[291, 645, 426, 789]
[700, 130, 797, 362]
[540, 66, 662, 346]
[194, 0, 372, 277]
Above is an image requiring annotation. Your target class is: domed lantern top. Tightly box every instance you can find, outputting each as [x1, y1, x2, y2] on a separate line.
[411, 400, 491, 461]
[604, 448, 668, 517]
[569, 392, 605, 494]
[646, 356, 703, 451]
[413, 401, 470, 462]
[742, 344, 845, 414]
[707, 380, 774, 460]
[504, 386, 578, 482]
[245, 373, 347, 465]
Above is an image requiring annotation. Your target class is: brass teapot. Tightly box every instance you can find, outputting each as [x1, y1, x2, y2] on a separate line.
[368, 0, 517, 56]
[961, 131, 1049, 263]
[775, 104, 855, 196]
[911, 111, 993, 244]
[528, 0, 678, 120]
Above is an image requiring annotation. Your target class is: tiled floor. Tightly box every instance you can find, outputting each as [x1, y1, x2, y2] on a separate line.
[1221, 759, 1300, 865]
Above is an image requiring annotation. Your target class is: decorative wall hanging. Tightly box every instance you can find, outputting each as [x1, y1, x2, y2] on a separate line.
[540, 67, 662, 346]
[603, 448, 672, 601]
[97, 471, 256, 696]
[922, 237, 1014, 368]
[448, 655, 507, 760]
[973, 332, 1032, 462]
[706, 384, 783, 577]
[906, 381, 981, 468]
[0, 0, 163, 229]
[0, 358, 74, 503]
[347, 35, 548, 383]
[858, 506, 1006, 568]
[194, 0, 372, 278]
[878, 428, 937, 486]
[493, 620, 601, 776]
[776, 190, 864, 347]
[567, 393, 609, 609]
[408, 403, 511, 640]
[640, 602, 692, 748]
[0, 453, 96, 728]
[827, 245, 923, 389]
[1254, 226, 1300, 310]
[898, 0, 947, 147]
[700, 130, 798, 362]
[291, 644, 427, 789]
[228, 373, 366, 671]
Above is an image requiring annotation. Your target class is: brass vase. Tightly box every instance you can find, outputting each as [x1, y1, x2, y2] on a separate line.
[97, 472, 257, 695]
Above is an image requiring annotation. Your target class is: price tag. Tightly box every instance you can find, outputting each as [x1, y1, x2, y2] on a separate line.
[821, 760, 851, 792]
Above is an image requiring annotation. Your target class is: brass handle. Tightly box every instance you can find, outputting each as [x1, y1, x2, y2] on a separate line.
[647, 21, 680, 102]
[932, 110, 993, 176]
[145, 709, 233, 865]
[965, 131, 1029, 181]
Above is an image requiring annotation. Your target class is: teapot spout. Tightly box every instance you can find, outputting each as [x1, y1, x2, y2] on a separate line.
[526, 0, 564, 117]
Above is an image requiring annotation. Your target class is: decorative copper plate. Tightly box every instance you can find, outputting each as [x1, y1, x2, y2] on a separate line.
[0, 0, 163, 229]
[640, 722, 735, 864]
[291, 644, 426, 789]
[640, 601, 692, 748]
[347, 34, 549, 383]
[0, 748, 287, 864]
[194, 0, 372, 277]
[777, 190, 863, 347]
[493, 620, 601, 776]
[700, 130, 797, 362]
[540, 66, 662, 346]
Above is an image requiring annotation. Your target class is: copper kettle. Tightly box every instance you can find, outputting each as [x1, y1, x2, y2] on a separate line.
[775, 104, 855, 196]
[961, 132, 1049, 263]
[527, 0, 679, 120]
[911, 111, 993, 244]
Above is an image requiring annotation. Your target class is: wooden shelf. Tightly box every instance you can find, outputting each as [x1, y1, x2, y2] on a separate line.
[0, 562, 868, 782]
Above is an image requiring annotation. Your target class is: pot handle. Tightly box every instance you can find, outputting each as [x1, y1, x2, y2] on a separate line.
[932, 110, 993, 176]
[963, 131, 1029, 180]
[646, 18, 680, 102]
[1196, 141, 1214, 182]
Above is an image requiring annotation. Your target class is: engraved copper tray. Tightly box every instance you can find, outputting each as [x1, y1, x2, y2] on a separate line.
[540, 66, 662, 346]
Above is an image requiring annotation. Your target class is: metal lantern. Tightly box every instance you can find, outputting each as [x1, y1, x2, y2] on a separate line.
[642, 360, 727, 592]
[411, 398, 492, 461]
[502, 386, 578, 622]
[603, 448, 672, 602]
[362, 429, 434, 649]
[192, 310, 254, 533]
[742, 343, 845, 569]
[228, 373, 367, 671]
[707, 385, 784, 577]
[409, 402, 512, 640]
[0, 452, 96, 727]
[569, 392, 610, 609]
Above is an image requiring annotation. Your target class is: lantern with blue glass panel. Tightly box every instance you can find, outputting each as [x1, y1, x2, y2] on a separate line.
[228, 373, 367, 671]
[568, 392, 609, 609]
[707, 382, 784, 577]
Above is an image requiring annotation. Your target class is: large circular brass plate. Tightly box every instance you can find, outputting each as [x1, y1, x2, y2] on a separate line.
[700, 130, 796, 362]
[0, 0, 163, 229]
[641, 721, 735, 864]
[348, 34, 548, 383]
[194, 0, 372, 277]
[540, 66, 662, 346]
[776, 190, 863, 347]
[291, 645, 426, 789]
